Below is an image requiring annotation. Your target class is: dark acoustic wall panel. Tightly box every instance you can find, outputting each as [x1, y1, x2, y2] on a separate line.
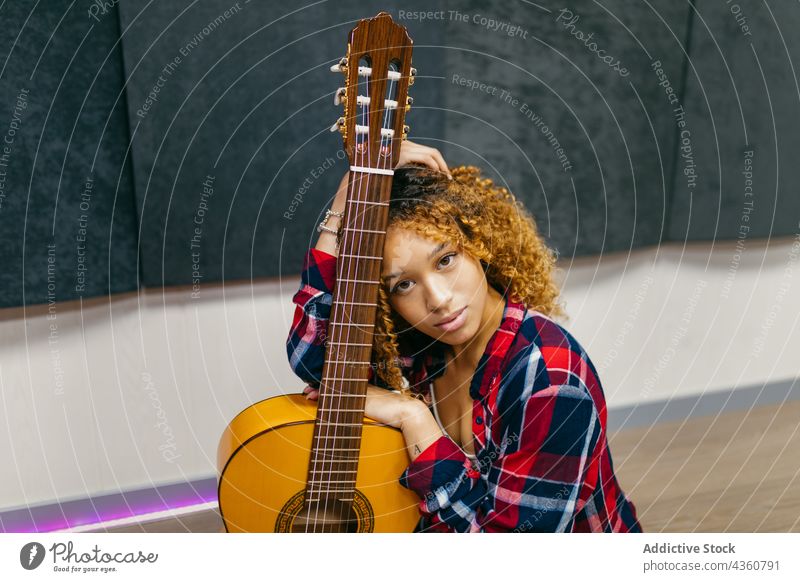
[0, 2, 140, 308]
[119, 0, 692, 287]
[5, 2, 793, 305]
[118, 0, 440, 288]
[669, 0, 800, 241]
[436, 0, 689, 257]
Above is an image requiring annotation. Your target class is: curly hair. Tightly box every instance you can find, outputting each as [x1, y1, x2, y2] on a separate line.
[369, 163, 564, 399]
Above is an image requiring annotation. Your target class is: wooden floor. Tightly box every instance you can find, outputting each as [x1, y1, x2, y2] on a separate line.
[96, 399, 800, 533]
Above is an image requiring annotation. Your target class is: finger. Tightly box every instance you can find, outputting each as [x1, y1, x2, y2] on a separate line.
[305, 389, 319, 401]
[426, 148, 451, 179]
[417, 154, 439, 173]
[302, 385, 312, 394]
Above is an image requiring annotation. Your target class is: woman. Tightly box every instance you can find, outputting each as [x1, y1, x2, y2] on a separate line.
[286, 141, 642, 533]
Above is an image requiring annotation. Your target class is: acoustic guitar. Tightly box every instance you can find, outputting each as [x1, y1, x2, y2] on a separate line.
[217, 12, 420, 533]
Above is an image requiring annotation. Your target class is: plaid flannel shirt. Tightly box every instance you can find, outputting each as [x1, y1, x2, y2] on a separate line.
[286, 248, 643, 533]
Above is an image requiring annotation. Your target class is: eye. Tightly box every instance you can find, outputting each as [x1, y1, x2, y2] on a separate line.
[391, 280, 411, 294]
[389, 252, 458, 295]
[439, 252, 457, 267]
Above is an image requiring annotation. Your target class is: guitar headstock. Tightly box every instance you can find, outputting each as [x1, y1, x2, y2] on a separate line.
[330, 12, 414, 172]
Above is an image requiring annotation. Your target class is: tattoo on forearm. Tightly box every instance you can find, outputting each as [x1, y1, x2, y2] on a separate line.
[413, 444, 421, 455]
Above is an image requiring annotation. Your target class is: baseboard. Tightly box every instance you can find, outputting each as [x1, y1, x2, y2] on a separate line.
[607, 377, 799, 433]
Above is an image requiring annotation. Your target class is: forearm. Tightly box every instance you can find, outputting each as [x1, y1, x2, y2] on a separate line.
[313, 173, 349, 256]
[314, 218, 341, 255]
[400, 401, 445, 462]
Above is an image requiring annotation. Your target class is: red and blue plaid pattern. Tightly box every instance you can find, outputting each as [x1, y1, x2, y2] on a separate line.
[287, 248, 643, 533]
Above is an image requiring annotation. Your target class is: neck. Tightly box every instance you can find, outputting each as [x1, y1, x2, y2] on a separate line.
[449, 285, 506, 373]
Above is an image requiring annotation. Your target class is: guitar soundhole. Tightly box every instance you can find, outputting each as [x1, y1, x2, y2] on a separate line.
[275, 490, 375, 533]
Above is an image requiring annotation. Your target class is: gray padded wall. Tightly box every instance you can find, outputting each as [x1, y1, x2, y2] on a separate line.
[118, 0, 692, 286]
[438, 0, 689, 256]
[668, 0, 800, 241]
[117, 0, 429, 288]
[0, 2, 140, 308]
[3, 1, 799, 305]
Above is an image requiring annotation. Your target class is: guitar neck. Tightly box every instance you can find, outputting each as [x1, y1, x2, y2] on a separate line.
[303, 10, 413, 511]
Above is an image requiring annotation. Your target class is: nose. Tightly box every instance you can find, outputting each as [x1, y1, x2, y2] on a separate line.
[425, 276, 453, 313]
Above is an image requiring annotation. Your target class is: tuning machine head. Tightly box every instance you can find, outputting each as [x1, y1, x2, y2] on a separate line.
[330, 116, 346, 141]
[334, 87, 347, 106]
[330, 56, 348, 75]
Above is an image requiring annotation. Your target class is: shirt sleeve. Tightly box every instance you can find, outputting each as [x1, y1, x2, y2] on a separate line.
[285, 248, 337, 387]
[398, 352, 603, 532]
[285, 247, 393, 390]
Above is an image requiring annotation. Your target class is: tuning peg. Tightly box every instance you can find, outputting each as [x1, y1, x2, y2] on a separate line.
[402, 124, 410, 140]
[334, 87, 346, 106]
[330, 57, 348, 75]
[330, 116, 346, 140]
[408, 66, 417, 86]
[330, 116, 345, 132]
[405, 95, 413, 112]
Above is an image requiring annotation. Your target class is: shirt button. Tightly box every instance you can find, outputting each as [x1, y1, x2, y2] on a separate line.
[475, 415, 483, 425]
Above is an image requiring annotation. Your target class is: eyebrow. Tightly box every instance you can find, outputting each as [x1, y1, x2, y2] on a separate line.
[383, 242, 448, 284]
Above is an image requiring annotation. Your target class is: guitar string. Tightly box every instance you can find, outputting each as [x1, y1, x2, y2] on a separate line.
[310, 62, 371, 531]
[324, 74, 373, 532]
[317, 65, 397, 531]
[326, 70, 386, 532]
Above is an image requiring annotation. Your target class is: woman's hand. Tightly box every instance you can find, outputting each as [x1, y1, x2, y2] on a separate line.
[395, 139, 452, 179]
[318, 140, 452, 256]
[302, 383, 419, 429]
[302, 383, 445, 462]
[332, 140, 451, 209]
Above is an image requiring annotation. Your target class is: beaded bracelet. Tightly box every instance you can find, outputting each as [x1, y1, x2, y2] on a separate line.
[316, 208, 344, 235]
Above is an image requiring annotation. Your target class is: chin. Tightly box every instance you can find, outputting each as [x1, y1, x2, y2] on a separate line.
[432, 321, 476, 345]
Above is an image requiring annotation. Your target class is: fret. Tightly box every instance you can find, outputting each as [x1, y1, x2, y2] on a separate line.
[326, 360, 373, 365]
[328, 341, 372, 346]
[336, 279, 379, 285]
[343, 226, 385, 235]
[318, 395, 365, 399]
[318, 376, 366, 382]
[308, 460, 358, 466]
[329, 304, 375, 310]
[346, 199, 390, 207]
[339, 253, 383, 261]
[323, 406, 368, 412]
[308, 488, 356, 494]
[308, 469, 358, 483]
[330, 320, 375, 325]
[311, 460, 358, 466]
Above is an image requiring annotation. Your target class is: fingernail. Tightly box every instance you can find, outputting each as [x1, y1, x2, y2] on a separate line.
[448, 174, 453, 180]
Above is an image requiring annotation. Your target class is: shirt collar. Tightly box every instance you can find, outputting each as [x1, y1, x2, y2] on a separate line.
[419, 294, 527, 400]
[468, 294, 527, 400]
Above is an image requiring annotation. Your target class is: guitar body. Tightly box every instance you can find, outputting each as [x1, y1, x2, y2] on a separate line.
[217, 394, 420, 532]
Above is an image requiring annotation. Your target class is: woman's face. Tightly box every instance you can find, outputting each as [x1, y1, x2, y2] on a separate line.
[381, 226, 490, 345]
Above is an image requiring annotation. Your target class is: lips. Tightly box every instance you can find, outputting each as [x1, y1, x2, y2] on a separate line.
[435, 307, 466, 327]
